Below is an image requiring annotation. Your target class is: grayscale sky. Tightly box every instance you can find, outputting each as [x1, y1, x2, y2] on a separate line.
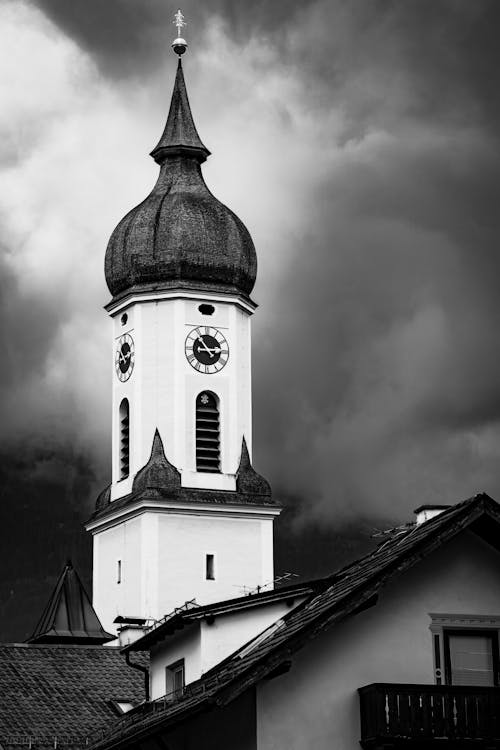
[1, 0, 500, 638]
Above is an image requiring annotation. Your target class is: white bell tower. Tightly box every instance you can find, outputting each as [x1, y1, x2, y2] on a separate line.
[86, 26, 281, 636]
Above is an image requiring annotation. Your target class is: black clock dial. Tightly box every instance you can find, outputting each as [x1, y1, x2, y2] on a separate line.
[193, 334, 221, 365]
[185, 327, 229, 373]
[115, 333, 135, 382]
[118, 342, 131, 373]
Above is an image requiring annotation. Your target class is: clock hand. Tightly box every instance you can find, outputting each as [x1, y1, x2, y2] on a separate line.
[197, 336, 213, 355]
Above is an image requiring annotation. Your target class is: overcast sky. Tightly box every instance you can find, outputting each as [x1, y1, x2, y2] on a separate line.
[2, 0, 500, 638]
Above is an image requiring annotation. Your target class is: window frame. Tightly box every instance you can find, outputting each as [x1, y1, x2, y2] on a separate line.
[118, 398, 130, 480]
[443, 628, 499, 687]
[429, 613, 500, 687]
[195, 391, 221, 473]
[205, 553, 215, 581]
[165, 659, 185, 700]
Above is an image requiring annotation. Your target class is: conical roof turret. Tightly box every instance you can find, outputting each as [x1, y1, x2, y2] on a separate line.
[105, 53, 257, 303]
[27, 561, 115, 645]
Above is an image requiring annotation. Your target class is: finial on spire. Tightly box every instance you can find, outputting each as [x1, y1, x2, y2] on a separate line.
[172, 9, 187, 56]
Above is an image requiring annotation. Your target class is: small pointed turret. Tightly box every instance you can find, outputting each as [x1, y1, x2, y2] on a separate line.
[28, 561, 115, 645]
[132, 429, 181, 494]
[236, 437, 272, 499]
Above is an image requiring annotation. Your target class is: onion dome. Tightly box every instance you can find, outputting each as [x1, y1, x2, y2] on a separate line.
[105, 59, 257, 302]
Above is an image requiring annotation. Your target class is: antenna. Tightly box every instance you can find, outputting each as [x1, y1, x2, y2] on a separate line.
[232, 572, 300, 597]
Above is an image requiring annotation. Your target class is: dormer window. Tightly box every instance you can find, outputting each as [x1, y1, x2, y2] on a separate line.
[196, 392, 220, 472]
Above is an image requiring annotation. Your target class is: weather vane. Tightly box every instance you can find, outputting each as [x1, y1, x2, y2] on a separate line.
[172, 9, 187, 56]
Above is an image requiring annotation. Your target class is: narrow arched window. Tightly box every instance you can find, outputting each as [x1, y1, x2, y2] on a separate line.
[119, 399, 130, 479]
[196, 392, 220, 473]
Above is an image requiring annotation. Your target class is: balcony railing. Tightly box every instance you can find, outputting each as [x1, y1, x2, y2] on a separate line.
[359, 683, 500, 747]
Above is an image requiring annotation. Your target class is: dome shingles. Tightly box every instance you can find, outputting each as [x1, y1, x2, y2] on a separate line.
[105, 60, 257, 302]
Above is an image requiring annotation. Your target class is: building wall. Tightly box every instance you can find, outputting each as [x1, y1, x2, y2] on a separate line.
[149, 599, 304, 700]
[93, 509, 275, 636]
[156, 512, 274, 615]
[92, 515, 142, 635]
[110, 294, 253, 500]
[150, 625, 201, 700]
[200, 601, 296, 675]
[256, 530, 500, 750]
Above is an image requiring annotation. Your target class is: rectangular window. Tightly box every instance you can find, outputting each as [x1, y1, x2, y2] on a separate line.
[117, 560, 122, 584]
[165, 660, 185, 699]
[206, 554, 215, 580]
[444, 629, 499, 686]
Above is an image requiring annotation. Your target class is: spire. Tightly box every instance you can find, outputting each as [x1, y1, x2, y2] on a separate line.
[28, 561, 115, 645]
[132, 428, 181, 494]
[150, 14, 210, 165]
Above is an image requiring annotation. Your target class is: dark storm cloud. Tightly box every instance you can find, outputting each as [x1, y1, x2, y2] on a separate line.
[29, 0, 302, 77]
[6, 1, 500, 523]
[30, 0, 500, 134]
[244, 0, 500, 520]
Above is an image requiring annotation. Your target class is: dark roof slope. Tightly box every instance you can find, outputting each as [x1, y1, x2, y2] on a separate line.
[28, 561, 114, 645]
[90, 493, 500, 750]
[0, 644, 147, 749]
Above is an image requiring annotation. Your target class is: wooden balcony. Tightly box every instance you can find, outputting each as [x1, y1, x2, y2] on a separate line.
[359, 683, 500, 748]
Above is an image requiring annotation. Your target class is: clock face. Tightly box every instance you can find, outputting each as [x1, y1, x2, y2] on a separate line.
[185, 326, 229, 374]
[115, 333, 135, 382]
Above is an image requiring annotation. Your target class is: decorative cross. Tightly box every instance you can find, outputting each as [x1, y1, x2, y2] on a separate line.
[173, 9, 186, 37]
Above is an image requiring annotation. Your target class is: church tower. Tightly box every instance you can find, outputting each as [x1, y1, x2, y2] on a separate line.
[86, 20, 281, 636]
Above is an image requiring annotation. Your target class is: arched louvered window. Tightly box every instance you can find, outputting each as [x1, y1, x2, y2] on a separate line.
[119, 399, 130, 479]
[196, 392, 220, 473]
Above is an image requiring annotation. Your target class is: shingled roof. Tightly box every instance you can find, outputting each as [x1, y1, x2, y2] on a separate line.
[90, 492, 500, 750]
[0, 644, 147, 749]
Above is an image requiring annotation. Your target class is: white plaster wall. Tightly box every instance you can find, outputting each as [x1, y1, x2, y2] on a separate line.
[149, 598, 306, 699]
[150, 625, 201, 700]
[92, 515, 142, 636]
[256, 530, 500, 750]
[200, 601, 302, 674]
[91, 508, 276, 635]
[110, 295, 252, 500]
[157, 513, 274, 615]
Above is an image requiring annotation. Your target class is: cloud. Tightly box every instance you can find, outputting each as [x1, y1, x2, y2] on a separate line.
[3, 0, 500, 532]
